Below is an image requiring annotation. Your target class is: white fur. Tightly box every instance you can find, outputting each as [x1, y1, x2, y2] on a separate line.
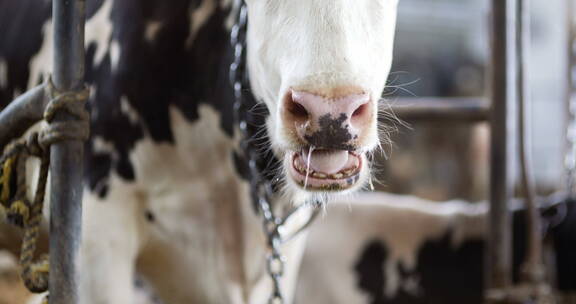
[28, 20, 53, 88]
[144, 21, 163, 43]
[186, 0, 218, 47]
[80, 173, 145, 303]
[27, 0, 114, 88]
[245, 0, 399, 199]
[246, 0, 398, 123]
[85, 0, 114, 67]
[296, 192, 487, 303]
[120, 96, 139, 125]
[109, 40, 121, 72]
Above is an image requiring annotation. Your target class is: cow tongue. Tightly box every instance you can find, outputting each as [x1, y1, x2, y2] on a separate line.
[303, 150, 349, 175]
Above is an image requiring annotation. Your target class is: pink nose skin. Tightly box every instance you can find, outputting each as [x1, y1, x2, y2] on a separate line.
[284, 89, 371, 148]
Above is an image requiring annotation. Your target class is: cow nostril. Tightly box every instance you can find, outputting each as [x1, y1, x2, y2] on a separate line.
[287, 99, 309, 119]
[352, 103, 367, 118]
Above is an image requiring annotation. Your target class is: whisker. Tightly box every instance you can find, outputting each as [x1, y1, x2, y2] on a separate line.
[384, 85, 418, 97]
[382, 73, 421, 97]
[387, 77, 421, 88]
[388, 70, 413, 76]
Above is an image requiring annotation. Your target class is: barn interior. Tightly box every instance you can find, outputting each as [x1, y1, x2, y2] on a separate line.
[0, 0, 574, 303]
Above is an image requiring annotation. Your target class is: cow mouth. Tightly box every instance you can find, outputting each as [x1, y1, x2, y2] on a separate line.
[287, 149, 362, 191]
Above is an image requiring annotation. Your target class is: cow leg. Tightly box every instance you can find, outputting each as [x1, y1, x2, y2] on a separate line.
[79, 177, 146, 304]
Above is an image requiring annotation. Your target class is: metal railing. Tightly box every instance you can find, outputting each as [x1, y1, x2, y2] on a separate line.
[388, 97, 489, 121]
[48, 0, 86, 302]
[392, 0, 555, 303]
[0, 0, 86, 303]
[566, 0, 576, 196]
[486, 0, 517, 301]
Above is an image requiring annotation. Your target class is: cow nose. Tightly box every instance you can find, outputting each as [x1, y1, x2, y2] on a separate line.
[283, 89, 371, 149]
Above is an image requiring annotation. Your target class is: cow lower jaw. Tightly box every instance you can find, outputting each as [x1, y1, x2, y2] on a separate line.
[286, 149, 364, 191]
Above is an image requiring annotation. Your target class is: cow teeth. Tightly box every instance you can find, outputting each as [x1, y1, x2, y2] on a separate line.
[299, 166, 313, 175]
[332, 173, 344, 179]
[293, 160, 306, 173]
[313, 172, 327, 179]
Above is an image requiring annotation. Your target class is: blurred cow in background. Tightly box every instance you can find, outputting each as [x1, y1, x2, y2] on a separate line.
[296, 193, 576, 304]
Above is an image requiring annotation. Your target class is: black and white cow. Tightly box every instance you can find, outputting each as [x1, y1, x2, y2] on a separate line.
[296, 193, 576, 304]
[0, 0, 399, 303]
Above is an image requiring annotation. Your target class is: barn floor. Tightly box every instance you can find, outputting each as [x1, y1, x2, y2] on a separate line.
[0, 251, 36, 304]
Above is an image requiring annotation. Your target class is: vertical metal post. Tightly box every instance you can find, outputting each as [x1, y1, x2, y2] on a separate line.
[50, 0, 86, 303]
[566, 0, 576, 196]
[487, 0, 517, 302]
[516, 0, 544, 286]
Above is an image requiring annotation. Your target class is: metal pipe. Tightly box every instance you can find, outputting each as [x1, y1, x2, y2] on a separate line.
[566, 0, 576, 196]
[516, 0, 545, 289]
[0, 84, 48, 150]
[384, 97, 489, 122]
[49, 0, 86, 303]
[487, 0, 517, 302]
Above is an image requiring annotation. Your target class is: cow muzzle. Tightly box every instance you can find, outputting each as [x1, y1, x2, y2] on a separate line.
[281, 87, 375, 191]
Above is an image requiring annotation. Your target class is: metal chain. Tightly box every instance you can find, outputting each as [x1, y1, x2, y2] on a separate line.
[229, 1, 319, 303]
[258, 186, 287, 304]
[229, 3, 286, 302]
